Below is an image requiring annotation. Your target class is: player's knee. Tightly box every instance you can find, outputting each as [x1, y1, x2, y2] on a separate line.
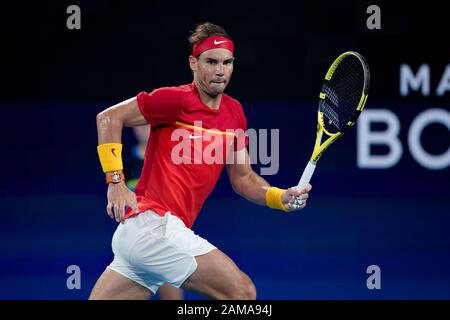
[244, 280, 257, 300]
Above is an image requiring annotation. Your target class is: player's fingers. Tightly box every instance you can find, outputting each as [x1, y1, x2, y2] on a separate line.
[118, 202, 126, 223]
[119, 203, 126, 224]
[293, 192, 305, 205]
[113, 203, 120, 222]
[130, 200, 138, 211]
[287, 195, 296, 204]
[128, 194, 139, 212]
[290, 194, 296, 202]
[106, 203, 114, 219]
[284, 188, 305, 211]
[301, 183, 312, 193]
[289, 186, 301, 195]
[294, 197, 303, 207]
[285, 202, 293, 211]
[296, 193, 308, 201]
[286, 199, 302, 211]
[288, 187, 304, 198]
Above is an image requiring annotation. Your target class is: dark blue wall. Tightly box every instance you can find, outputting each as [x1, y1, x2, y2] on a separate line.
[2, 100, 449, 299]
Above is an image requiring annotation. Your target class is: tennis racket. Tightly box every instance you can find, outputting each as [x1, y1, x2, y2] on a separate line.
[297, 51, 370, 190]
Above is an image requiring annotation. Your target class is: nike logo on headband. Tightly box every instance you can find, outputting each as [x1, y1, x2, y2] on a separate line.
[214, 40, 227, 45]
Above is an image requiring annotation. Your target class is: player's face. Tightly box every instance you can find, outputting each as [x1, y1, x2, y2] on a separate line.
[190, 48, 234, 97]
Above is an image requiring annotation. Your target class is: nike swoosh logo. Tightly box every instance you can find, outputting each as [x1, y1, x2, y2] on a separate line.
[111, 148, 117, 157]
[189, 134, 203, 139]
[214, 40, 227, 45]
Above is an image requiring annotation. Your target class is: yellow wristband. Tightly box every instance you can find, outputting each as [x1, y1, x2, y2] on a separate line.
[97, 143, 123, 173]
[266, 187, 288, 211]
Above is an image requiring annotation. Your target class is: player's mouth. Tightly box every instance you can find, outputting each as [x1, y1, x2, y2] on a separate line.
[211, 79, 226, 84]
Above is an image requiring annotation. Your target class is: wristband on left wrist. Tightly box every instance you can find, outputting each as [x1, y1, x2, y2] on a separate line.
[265, 186, 288, 212]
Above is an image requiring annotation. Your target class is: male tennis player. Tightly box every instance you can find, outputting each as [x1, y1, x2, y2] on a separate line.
[90, 22, 312, 300]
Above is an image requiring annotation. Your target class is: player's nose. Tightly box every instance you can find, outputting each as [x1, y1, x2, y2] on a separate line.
[215, 63, 224, 75]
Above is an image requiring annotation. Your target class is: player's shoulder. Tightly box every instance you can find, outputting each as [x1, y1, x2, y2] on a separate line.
[144, 84, 192, 103]
[164, 83, 193, 94]
[152, 83, 190, 94]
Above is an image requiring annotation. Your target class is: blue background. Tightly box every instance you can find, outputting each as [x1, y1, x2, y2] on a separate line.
[1, 0, 449, 299]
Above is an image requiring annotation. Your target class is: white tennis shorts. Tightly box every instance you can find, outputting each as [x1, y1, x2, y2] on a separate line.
[107, 210, 216, 294]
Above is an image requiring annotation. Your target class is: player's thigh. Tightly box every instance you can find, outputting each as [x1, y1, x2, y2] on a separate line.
[181, 249, 256, 300]
[89, 268, 152, 300]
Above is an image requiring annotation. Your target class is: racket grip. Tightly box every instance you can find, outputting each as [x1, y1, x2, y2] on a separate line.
[297, 161, 316, 190]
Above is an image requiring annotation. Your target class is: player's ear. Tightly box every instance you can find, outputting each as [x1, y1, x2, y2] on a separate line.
[189, 55, 197, 72]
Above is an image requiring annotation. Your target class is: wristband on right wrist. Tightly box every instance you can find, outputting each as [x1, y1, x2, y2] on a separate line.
[97, 143, 123, 173]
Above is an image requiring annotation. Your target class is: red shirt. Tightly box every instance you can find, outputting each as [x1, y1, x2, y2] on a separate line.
[124, 83, 248, 228]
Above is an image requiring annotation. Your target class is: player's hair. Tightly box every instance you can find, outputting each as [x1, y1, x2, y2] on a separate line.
[188, 22, 232, 48]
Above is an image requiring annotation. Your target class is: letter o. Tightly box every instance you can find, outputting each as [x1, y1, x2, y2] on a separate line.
[408, 109, 450, 170]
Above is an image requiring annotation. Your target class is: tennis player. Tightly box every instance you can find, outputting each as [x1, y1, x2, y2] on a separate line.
[90, 22, 312, 300]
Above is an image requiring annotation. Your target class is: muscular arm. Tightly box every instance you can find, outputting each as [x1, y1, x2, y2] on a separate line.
[96, 97, 147, 145]
[96, 97, 146, 223]
[226, 148, 270, 206]
[226, 148, 312, 210]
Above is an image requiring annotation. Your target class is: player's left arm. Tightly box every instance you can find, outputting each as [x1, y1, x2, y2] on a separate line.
[226, 148, 312, 211]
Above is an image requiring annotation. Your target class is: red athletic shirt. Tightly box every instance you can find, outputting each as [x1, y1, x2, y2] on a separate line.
[124, 82, 248, 228]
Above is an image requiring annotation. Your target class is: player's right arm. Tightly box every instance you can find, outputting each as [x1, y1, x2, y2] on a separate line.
[97, 97, 147, 143]
[96, 97, 146, 223]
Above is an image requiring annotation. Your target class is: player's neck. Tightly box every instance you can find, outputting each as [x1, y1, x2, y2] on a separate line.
[200, 92, 222, 110]
[194, 81, 222, 110]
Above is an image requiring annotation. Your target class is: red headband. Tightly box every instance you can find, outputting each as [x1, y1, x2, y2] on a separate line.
[192, 36, 235, 57]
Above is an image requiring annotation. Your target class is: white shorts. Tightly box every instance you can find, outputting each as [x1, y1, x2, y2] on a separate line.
[107, 210, 216, 294]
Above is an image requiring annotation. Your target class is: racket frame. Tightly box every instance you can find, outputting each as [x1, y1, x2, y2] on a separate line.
[297, 51, 370, 190]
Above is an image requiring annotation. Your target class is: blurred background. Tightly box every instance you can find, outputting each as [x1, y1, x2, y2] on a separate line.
[1, 0, 449, 299]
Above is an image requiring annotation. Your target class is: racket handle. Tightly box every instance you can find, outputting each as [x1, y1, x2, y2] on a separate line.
[297, 161, 316, 190]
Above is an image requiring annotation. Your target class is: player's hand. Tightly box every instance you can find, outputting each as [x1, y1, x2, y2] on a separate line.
[106, 181, 139, 223]
[281, 184, 312, 212]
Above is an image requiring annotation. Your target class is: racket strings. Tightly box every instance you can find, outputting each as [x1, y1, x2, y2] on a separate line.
[332, 59, 364, 104]
[322, 56, 364, 132]
[322, 100, 340, 128]
[328, 60, 363, 111]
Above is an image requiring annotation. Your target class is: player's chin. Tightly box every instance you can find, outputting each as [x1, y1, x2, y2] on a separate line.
[209, 82, 227, 94]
